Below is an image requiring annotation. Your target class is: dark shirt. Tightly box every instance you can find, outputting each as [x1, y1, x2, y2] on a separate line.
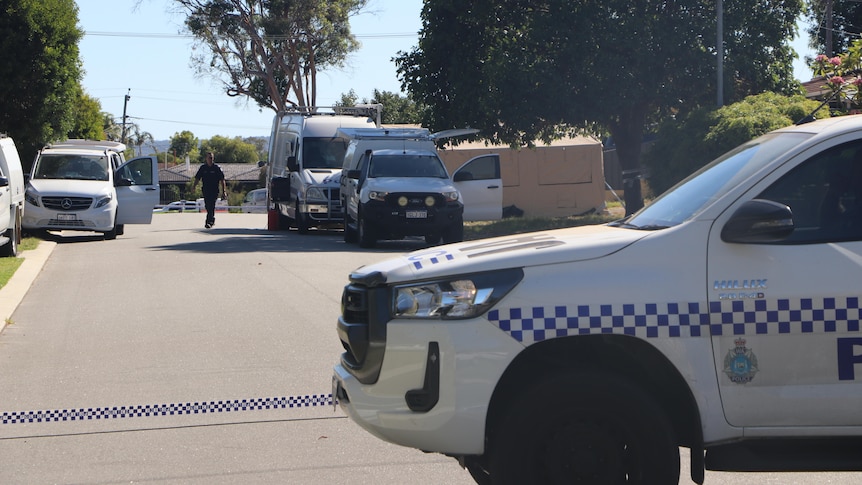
[195, 163, 225, 195]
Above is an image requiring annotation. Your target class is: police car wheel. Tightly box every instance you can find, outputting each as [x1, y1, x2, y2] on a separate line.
[487, 371, 679, 484]
[358, 213, 376, 248]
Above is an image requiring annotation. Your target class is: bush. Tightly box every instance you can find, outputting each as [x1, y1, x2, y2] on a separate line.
[643, 92, 826, 196]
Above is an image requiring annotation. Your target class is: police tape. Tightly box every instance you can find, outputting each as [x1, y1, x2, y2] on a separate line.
[1, 393, 334, 425]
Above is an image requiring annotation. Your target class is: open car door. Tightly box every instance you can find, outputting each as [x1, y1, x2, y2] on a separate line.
[116, 156, 159, 224]
[453, 154, 502, 221]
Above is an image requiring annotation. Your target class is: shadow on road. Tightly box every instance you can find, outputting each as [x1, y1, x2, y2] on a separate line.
[147, 227, 430, 254]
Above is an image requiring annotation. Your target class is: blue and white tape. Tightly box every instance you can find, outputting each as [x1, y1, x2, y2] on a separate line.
[2, 393, 334, 425]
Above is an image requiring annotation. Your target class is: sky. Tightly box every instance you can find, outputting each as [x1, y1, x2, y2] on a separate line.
[77, 1, 816, 142]
[76, 0, 423, 141]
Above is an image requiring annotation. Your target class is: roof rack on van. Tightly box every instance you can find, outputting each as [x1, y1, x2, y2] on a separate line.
[46, 139, 127, 152]
[337, 127, 432, 140]
[280, 104, 383, 126]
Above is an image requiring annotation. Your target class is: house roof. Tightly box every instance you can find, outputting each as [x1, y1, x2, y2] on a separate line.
[159, 163, 263, 184]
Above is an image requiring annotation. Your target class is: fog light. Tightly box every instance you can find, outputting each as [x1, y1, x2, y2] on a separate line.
[425, 196, 435, 207]
[398, 196, 408, 207]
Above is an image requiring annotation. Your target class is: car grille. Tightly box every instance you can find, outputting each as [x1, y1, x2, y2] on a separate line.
[41, 197, 93, 211]
[383, 192, 445, 208]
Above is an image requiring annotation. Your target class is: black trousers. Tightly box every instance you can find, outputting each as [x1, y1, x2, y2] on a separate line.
[203, 193, 218, 224]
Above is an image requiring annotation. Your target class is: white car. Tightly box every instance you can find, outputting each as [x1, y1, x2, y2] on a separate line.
[23, 140, 159, 239]
[241, 188, 267, 213]
[154, 200, 200, 213]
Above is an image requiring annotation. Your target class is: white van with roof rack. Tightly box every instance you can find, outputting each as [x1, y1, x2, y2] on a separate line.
[23, 139, 159, 239]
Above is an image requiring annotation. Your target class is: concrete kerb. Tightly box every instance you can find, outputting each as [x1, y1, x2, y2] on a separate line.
[0, 241, 56, 331]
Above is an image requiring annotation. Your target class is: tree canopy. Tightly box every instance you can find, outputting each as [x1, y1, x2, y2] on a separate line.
[199, 135, 260, 163]
[175, 0, 367, 112]
[336, 89, 422, 124]
[0, 0, 85, 163]
[806, 0, 862, 57]
[396, 0, 802, 213]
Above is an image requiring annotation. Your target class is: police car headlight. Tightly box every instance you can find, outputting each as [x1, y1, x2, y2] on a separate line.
[392, 268, 523, 320]
[369, 191, 388, 202]
[95, 193, 113, 208]
[306, 187, 326, 200]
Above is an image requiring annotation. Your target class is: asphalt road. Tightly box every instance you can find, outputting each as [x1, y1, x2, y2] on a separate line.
[0, 213, 860, 484]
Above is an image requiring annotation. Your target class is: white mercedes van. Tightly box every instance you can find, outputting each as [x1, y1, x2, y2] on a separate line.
[23, 140, 159, 239]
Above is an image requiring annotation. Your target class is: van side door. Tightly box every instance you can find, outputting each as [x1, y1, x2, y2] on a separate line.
[453, 154, 502, 221]
[115, 156, 159, 224]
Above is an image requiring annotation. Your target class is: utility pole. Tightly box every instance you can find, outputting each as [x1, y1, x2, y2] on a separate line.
[121, 89, 131, 144]
[825, 0, 834, 56]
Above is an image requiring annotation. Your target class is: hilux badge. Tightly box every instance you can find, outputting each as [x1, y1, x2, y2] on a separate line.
[723, 338, 759, 384]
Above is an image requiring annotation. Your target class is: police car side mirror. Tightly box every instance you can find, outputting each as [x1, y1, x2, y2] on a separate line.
[721, 199, 794, 244]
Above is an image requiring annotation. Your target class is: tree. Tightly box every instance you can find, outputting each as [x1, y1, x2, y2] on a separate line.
[68, 89, 105, 141]
[805, 0, 862, 57]
[198, 135, 259, 163]
[336, 89, 422, 124]
[174, 0, 367, 112]
[643, 92, 826, 196]
[0, 0, 84, 164]
[396, 0, 802, 214]
[170, 130, 200, 159]
[128, 127, 154, 156]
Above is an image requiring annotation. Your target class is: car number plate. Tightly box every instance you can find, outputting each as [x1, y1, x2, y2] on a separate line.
[57, 213, 77, 221]
[406, 210, 427, 219]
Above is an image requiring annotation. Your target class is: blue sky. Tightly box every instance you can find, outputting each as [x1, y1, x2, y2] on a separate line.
[76, 1, 815, 142]
[76, 0, 423, 141]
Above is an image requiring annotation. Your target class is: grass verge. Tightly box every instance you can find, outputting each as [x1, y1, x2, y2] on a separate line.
[0, 237, 42, 289]
[464, 209, 622, 240]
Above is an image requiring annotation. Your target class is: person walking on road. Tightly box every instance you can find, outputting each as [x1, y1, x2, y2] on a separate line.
[191, 152, 227, 228]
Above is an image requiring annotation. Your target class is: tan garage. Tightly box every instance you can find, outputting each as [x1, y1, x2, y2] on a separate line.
[438, 135, 606, 218]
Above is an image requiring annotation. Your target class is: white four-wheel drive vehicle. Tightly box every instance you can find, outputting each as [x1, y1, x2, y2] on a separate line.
[339, 128, 502, 248]
[333, 115, 862, 484]
[23, 140, 159, 239]
[0, 135, 26, 256]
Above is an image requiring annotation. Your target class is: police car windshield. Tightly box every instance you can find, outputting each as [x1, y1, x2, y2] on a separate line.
[617, 132, 813, 229]
[34, 154, 110, 181]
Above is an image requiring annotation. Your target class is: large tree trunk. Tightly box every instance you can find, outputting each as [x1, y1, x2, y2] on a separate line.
[609, 105, 648, 216]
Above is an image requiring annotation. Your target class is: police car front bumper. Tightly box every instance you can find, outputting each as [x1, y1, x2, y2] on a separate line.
[332, 316, 524, 455]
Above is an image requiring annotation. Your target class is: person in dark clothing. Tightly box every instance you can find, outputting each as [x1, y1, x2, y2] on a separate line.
[191, 152, 227, 228]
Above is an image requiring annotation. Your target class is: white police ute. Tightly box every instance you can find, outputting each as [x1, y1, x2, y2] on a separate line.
[333, 115, 862, 484]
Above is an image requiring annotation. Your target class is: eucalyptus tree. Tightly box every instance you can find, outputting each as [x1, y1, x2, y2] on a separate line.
[174, 0, 367, 111]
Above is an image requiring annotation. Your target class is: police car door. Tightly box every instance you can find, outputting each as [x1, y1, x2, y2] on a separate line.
[453, 154, 503, 221]
[115, 156, 159, 224]
[707, 137, 862, 428]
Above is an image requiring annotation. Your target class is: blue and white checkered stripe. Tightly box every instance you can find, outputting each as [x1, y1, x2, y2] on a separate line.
[2, 394, 332, 425]
[487, 297, 862, 343]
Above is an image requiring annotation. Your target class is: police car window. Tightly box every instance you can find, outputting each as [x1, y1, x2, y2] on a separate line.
[758, 140, 862, 244]
[620, 132, 811, 229]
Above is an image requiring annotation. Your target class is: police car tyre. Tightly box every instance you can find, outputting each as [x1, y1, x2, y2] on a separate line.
[358, 212, 376, 248]
[296, 201, 309, 234]
[487, 371, 679, 484]
[116, 224, 124, 236]
[442, 220, 464, 244]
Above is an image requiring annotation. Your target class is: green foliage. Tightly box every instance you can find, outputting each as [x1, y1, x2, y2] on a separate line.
[68, 89, 104, 140]
[0, 0, 84, 164]
[643, 92, 826, 196]
[170, 130, 199, 159]
[396, 0, 802, 212]
[336, 89, 422, 124]
[806, 1, 862, 57]
[198, 135, 259, 163]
